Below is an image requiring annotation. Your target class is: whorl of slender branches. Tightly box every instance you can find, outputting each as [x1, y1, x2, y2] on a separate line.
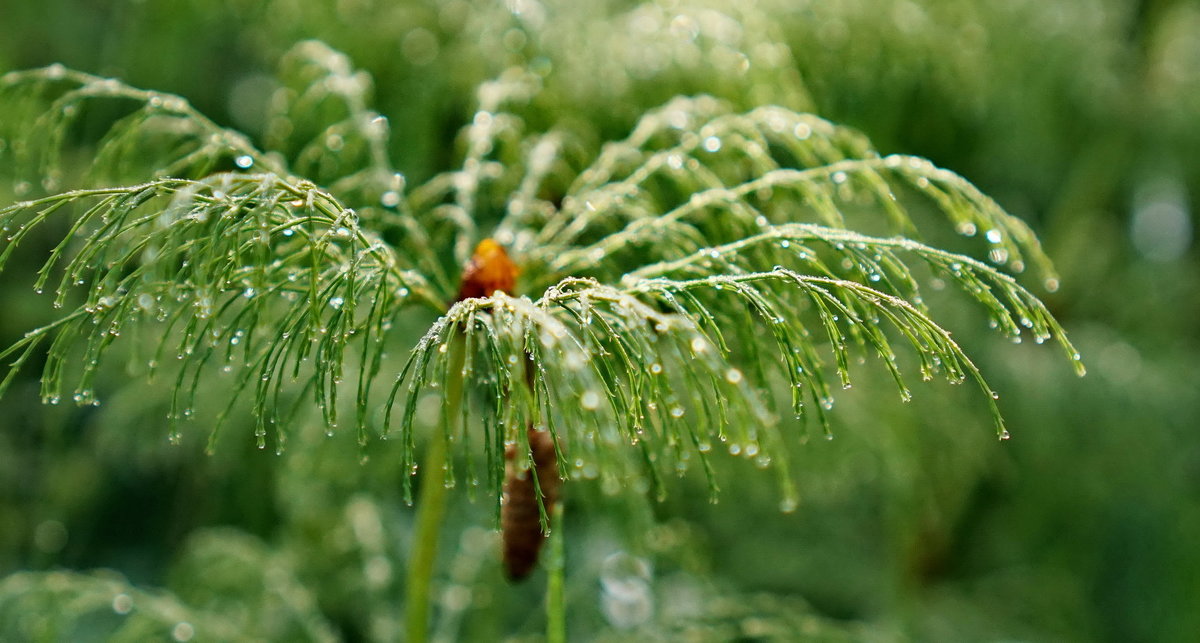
[0, 43, 1082, 510]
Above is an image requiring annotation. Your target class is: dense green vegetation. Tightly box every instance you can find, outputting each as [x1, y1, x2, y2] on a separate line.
[1, 1, 1197, 641]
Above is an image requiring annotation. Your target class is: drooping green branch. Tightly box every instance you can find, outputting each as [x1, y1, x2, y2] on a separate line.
[0, 65, 285, 187]
[625, 223, 1082, 369]
[0, 173, 444, 449]
[511, 96, 1055, 296]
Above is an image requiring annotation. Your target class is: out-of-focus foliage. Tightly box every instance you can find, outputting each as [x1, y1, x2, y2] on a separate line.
[1, 1, 1197, 642]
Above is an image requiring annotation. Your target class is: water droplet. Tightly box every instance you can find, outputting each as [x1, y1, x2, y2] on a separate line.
[956, 222, 977, 236]
[999, 429, 1011, 441]
[649, 363, 663, 374]
[702, 136, 721, 153]
[234, 155, 253, 169]
[172, 621, 195, 642]
[985, 229, 1003, 243]
[779, 497, 798, 513]
[580, 390, 601, 410]
[600, 552, 654, 629]
[724, 368, 743, 384]
[322, 133, 345, 151]
[669, 406, 685, 418]
[793, 122, 811, 139]
[112, 593, 133, 614]
[381, 191, 401, 207]
[329, 296, 345, 309]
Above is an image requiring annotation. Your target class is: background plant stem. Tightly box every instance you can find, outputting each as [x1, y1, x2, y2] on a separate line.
[545, 500, 566, 643]
[405, 337, 465, 642]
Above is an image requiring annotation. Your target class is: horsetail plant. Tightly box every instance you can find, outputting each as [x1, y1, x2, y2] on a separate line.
[0, 41, 1083, 640]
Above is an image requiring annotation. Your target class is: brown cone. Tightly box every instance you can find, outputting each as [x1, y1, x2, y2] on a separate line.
[501, 426, 560, 580]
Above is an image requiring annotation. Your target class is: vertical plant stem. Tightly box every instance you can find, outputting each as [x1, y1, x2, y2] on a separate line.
[546, 501, 566, 643]
[406, 336, 466, 642]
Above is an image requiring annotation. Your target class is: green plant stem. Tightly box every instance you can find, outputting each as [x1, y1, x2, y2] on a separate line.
[405, 337, 465, 642]
[406, 434, 446, 643]
[546, 501, 566, 643]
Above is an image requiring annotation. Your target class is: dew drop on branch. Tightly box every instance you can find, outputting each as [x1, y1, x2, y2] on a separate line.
[112, 593, 133, 615]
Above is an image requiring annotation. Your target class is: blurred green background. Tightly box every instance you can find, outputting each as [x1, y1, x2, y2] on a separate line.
[1, 0, 1197, 640]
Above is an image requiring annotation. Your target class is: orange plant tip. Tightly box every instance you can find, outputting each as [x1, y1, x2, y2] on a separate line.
[456, 238, 520, 302]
